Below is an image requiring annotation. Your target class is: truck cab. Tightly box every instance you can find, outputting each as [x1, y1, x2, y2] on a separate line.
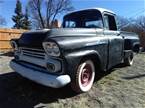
[10, 8, 140, 93]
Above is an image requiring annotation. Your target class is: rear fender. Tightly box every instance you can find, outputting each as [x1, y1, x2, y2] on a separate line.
[132, 42, 140, 53]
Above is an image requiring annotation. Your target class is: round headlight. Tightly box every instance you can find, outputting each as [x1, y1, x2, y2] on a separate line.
[10, 40, 18, 50]
[52, 44, 60, 54]
[43, 42, 60, 57]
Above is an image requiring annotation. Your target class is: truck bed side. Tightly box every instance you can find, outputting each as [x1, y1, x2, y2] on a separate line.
[121, 31, 140, 52]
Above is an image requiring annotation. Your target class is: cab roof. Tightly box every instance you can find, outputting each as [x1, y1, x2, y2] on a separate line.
[66, 8, 115, 16]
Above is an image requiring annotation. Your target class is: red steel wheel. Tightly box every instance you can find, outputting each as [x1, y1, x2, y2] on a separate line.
[71, 60, 95, 93]
[81, 64, 93, 87]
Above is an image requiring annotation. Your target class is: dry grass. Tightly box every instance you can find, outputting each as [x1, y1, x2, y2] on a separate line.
[0, 54, 145, 108]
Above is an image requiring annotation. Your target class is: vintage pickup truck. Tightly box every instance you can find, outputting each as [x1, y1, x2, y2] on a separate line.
[10, 8, 140, 93]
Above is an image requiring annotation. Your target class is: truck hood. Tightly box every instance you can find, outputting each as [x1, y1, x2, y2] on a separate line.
[48, 28, 98, 37]
[18, 28, 103, 49]
[18, 29, 50, 49]
[45, 28, 105, 51]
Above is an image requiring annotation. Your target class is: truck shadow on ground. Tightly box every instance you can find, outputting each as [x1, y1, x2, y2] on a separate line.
[0, 72, 76, 108]
[0, 52, 14, 57]
[0, 64, 127, 108]
[94, 63, 126, 81]
[122, 74, 145, 80]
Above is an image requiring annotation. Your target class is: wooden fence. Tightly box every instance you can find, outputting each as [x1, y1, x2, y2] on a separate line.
[0, 28, 27, 52]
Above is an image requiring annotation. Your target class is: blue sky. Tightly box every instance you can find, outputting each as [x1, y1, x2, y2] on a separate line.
[0, 0, 145, 28]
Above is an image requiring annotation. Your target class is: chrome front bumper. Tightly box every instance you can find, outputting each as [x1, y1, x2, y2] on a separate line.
[10, 60, 71, 88]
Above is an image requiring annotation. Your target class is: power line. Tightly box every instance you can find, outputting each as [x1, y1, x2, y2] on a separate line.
[129, 9, 145, 18]
[118, 8, 145, 18]
[124, 8, 145, 16]
[118, 9, 145, 30]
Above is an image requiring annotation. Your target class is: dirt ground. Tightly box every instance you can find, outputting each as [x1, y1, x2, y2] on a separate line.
[0, 53, 145, 108]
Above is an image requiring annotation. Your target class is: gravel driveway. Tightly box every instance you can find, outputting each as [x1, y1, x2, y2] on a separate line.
[0, 53, 145, 108]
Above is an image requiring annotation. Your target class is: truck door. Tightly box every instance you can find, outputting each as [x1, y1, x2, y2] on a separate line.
[103, 14, 124, 69]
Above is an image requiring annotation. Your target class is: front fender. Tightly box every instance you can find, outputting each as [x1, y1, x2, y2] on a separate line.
[64, 50, 103, 78]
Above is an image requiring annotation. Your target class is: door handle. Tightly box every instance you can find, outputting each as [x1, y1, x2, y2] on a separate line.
[117, 33, 121, 36]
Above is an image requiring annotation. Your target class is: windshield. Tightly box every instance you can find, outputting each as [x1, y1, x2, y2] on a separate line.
[63, 10, 103, 28]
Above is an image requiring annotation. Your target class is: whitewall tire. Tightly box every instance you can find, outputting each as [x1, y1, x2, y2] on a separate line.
[71, 60, 95, 93]
[124, 53, 134, 66]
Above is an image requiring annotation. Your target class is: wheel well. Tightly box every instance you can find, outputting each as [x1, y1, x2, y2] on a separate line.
[133, 44, 140, 53]
[80, 54, 102, 74]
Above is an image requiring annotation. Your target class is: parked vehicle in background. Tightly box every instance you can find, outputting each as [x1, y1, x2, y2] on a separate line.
[10, 8, 140, 93]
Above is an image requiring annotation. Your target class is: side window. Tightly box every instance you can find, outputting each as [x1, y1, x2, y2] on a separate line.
[104, 15, 109, 30]
[65, 21, 76, 28]
[104, 14, 117, 31]
[85, 20, 103, 28]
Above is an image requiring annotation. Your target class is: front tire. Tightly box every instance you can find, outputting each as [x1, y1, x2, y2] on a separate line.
[71, 60, 95, 93]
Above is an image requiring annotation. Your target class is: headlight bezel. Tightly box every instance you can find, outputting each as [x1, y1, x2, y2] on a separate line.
[43, 42, 61, 57]
[10, 40, 18, 51]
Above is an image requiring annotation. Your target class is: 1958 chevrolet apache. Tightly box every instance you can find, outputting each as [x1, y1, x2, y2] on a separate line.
[10, 8, 140, 93]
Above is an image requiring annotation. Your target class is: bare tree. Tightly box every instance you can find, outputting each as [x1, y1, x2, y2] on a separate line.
[0, 15, 6, 26]
[117, 15, 145, 32]
[117, 16, 130, 30]
[0, 0, 6, 26]
[136, 16, 145, 32]
[0, 0, 3, 3]
[28, 0, 73, 29]
[117, 16, 145, 49]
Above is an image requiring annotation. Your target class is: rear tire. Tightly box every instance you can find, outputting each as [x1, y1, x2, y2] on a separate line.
[124, 53, 134, 66]
[71, 60, 95, 93]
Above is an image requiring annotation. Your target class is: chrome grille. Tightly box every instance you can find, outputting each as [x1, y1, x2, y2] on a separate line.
[21, 48, 45, 59]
